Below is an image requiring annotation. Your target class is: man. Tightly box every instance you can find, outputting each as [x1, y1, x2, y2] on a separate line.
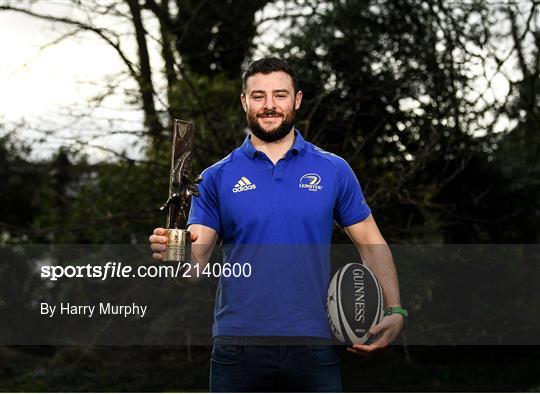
[149, 57, 405, 392]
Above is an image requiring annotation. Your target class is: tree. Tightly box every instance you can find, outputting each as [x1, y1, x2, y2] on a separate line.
[268, 0, 497, 241]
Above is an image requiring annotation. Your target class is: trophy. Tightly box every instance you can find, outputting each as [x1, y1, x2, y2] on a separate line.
[159, 119, 201, 262]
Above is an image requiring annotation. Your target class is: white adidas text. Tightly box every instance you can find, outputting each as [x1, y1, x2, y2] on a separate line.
[233, 184, 256, 193]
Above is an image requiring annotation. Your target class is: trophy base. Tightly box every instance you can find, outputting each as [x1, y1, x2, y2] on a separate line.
[163, 229, 191, 263]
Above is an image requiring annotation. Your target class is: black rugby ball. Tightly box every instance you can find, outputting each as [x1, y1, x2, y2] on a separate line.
[326, 263, 384, 344]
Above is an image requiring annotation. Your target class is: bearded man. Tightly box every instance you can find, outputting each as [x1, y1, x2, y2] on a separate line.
[149, 57, 405, 392]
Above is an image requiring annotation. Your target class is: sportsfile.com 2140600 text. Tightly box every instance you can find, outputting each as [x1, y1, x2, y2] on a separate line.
[40, 261, 252, 281]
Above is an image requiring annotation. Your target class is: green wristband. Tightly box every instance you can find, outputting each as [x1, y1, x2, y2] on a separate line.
[384, 306, 408, 326]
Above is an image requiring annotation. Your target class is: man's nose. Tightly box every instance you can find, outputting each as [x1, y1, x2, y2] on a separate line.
[263, 95, 276, 110]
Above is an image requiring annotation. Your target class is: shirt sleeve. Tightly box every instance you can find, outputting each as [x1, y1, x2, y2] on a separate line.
[333, 159, 371, 227]
[187, 167, 221, 234]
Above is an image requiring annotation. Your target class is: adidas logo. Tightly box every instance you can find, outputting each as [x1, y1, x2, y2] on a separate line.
[232, 177, 257, 193]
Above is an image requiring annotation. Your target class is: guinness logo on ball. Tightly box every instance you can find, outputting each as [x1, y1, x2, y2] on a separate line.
[353, 268, 366, 323]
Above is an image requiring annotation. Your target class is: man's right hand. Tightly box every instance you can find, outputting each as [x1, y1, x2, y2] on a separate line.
[148, 227, 199, 261]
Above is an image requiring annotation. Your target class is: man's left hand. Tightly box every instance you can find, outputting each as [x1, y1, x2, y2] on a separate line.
[347, 313, 404, 355]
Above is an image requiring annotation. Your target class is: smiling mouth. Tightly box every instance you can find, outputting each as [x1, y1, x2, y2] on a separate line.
[257, 113, 283, 119]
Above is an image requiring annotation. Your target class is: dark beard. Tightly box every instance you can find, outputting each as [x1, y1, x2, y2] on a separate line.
[247, 111, 295, 143]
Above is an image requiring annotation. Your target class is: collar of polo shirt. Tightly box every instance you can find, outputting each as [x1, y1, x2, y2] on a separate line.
[242, 129, 306, 159]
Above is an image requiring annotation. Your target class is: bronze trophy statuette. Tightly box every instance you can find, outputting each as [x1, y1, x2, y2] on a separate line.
[159, 119, 201, 263]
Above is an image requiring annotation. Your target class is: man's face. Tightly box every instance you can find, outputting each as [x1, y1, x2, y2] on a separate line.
[241, 71, 302, 142]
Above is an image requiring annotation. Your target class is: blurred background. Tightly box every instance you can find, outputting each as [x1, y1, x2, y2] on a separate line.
[0, 0, 539, 391]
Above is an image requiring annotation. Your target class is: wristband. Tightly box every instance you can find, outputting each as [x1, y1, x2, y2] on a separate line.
[384, 306, 408, 326]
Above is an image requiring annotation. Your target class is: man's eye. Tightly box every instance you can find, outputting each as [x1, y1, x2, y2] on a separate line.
[253, 95, 264, 100]
[276, 95, 287, 99]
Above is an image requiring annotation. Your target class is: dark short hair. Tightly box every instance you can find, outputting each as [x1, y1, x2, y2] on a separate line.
[242, 57, 299, 94]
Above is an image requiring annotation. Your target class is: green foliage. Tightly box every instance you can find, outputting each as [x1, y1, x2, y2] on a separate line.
[172, 0, 271, 77]
[166, 72, 247, 173]
[0, 132, 49, 243]
[268, 0, 538, 243]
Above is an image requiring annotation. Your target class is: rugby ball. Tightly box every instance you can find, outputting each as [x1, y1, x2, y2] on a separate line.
[326, 263, 384, 344]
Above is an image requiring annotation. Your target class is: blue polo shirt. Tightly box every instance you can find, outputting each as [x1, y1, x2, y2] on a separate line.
[188, 130, 371, 338]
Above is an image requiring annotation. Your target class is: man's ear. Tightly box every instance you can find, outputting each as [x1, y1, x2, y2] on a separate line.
[240, 93, 247, 112]
[294, 90, 303, 110]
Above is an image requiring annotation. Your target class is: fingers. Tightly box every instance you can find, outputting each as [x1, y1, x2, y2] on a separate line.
[153, 227, 167, 235]
[149, 227, 167, 244]
[369, 323, 383, 337]
[350, 334, 389, 352]
[149, 234, 168, 244]
[369, 319, 389, 336]
[349, 342, 383, 353]
[150, 228, 167, 260]
[150, 228, 199, 260]
[349, 320, 396, 354]
[151, 243, 166, 252]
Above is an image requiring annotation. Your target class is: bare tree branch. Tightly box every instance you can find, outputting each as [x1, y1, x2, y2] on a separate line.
[0, 4, 139, 80]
